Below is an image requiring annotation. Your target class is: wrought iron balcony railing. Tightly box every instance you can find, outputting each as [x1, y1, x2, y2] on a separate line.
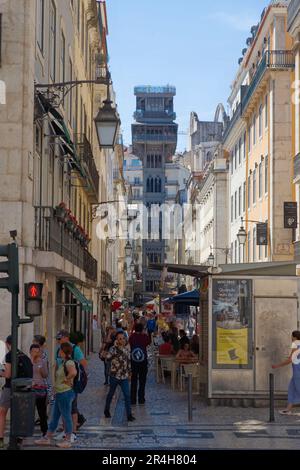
[288, 0, 300, 31]
[132, 134, 177, 143]
[242, 50, 295, 114]
[222, 103, 242, 142]
[74, 134, 99, 201]
[34, 206, 97, 282]
[134, 109, 176, 121]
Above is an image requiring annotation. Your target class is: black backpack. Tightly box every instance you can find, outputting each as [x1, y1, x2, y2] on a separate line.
[17, 351, 33, 378]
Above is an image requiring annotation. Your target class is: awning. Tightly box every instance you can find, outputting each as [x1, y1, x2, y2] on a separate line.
[65, 282, 92, 312]
[164, 289, 200, 306]
[149, 263, 208, 278]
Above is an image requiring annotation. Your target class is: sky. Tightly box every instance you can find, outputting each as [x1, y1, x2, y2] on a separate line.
[106, 0, 268, 151]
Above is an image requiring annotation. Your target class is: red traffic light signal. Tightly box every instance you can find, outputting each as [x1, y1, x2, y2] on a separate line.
[26, 283, 43, 300]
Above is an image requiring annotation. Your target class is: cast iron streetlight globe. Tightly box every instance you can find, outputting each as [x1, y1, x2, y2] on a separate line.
[94, 99, 121, 149]
[237, 225, 247, 246]
[125, 241, 132, 257]
[130, 261, 135, 273]
[208, 252, 214, 267]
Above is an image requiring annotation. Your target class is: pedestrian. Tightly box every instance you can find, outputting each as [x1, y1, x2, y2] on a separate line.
[55, 330, 88, 441]
[32, 334, 55, 412]
[0, 335, 33, 449]
[129, 323, 150, 405]
[35, 342, 77, 448]
[179, 329, 190, 348]
[272, 330, 300, 415]
[146, 314, 156, 342]
[99, 326, 115, 385]
[159, 333, 175, 356]
[104, 332, 135, 422]
[176, 342, 197, 362]
[30, 344, 48, 437]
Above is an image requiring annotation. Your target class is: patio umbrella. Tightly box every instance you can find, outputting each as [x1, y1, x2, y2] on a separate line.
[164, 289, 200, 307]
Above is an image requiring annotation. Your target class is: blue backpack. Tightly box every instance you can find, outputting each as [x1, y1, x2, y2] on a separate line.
[59, 345, 88, 394]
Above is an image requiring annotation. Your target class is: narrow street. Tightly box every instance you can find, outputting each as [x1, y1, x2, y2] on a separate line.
[20, 353, 300, 450]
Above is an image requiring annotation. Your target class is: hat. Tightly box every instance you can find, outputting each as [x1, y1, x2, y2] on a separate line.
[55, 329, 70, 340]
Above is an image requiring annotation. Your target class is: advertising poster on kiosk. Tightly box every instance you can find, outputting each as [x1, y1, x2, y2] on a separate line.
[212, 279, 252, 369]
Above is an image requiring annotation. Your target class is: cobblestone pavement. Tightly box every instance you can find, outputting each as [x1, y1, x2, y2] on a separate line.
[7, 352, 300, 449]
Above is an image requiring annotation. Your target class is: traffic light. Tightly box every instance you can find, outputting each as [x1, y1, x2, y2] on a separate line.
[24, 282, 43, 317]
[0, 243, 19, 293]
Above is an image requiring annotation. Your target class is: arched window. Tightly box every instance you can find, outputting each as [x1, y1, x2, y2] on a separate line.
[154, 177, 161, 193]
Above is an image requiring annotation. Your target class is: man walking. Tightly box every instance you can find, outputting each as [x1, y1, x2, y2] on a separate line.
[129, 323, 150, 405]
[104, 332, 135, 421]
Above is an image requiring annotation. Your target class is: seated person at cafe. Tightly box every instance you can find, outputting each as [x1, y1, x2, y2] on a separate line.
[179, 330, 190, 349]
[159, 333, 174, 356]
[176, 342, 197, 362]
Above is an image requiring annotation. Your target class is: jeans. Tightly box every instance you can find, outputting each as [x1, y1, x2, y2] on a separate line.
[104, 360, 111, 383]
[48, 389, 75, 435]
[104, 376, 131, 417]
[131, 361, 148, 403]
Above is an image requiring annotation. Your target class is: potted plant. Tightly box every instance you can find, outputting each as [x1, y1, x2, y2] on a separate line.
[55, 202, 68, 223]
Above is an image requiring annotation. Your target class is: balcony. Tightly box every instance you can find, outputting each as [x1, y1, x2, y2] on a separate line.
[101, 270, 112, 289]
[288, 0, 300, 31]
[74, 134, 99, 203]
[134, 109, 176, 121]
[241, 50, 295, 117]
[132, 134, 177, 143]
[294, 152, 300, 180]
[34, 207, 97, 282]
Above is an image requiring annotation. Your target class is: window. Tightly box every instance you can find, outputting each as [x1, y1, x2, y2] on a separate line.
[247, 231, 251, 262]
[253, 115, 256, 145]
[238, 138, 242, 165]
[231, 195, 233, 222]
[259, 162, 262, 198]
[234, 191, 237, 220]
[253, 227, 256, 262]
[238, 186, 241, 217]
[243, 131, 246, 159]
[231, 242, 233, 263]
[243, 182, 246, 213]
[37, 0, 45, 52]
[248, 126, 251, 153]
[253, 168, 256, 204]
[234, 144, 237, 170]
[265, 94, 268, 128]
[234, 240, 237, 264]
[259, 242, 262, 261]
[230, 151, 233, 174]
[259, 104, 262, 138]
[248, 175, 251, 209]
[60, 31, 65, 105]
[81, 5, 85, 53]
[49, 1, 56, 80]
[265, 155, 268, 194]
[134, 177, 140, 184]
[133, 189, 140, 198]
[68, 59, 73, 124]
[265, 219, 268, 258]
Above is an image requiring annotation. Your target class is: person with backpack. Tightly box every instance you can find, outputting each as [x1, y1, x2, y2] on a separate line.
[129, 323, 150, 405]
[30, 343, 48, 437]
[35, 342, 77, 448]
[0, 335, 33, 449]
[54, 330, 88, 442]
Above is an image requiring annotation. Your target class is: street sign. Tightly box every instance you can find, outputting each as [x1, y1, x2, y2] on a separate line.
[256, 223, 268, 246]
[24, 282, 43, 316]
[284, 202, 297, 229]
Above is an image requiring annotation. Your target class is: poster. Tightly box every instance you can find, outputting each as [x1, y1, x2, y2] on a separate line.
[212, 279, 252, 369]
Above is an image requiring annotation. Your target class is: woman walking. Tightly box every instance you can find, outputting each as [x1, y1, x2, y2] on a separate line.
[35, 343, 77, 448]
[272, 330, 300, 415]
[30, 344, 48, 437]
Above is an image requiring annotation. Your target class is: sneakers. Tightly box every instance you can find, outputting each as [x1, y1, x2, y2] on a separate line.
[54, 431, 66, 441]
[77, 415, 86, 430]
[56, 440, 72, 448]
[127, 414, 136, 422]
[70, 433, 77, 443]
[34, 436, 51, 446]
[104, 410, 111, 418]
[279, 409, 292, 415]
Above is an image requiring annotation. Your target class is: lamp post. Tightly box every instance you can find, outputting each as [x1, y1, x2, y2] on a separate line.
[208, 246, 231, 265]
[237, 217, 268, 262]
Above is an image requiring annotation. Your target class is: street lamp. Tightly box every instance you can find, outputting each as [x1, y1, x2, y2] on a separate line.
[125, 241, 132, 257]
[94, 99, 121, 149]
[237, 225, 247, 247]
[130, 261, 135, 273]
[208, 252, 215, 267]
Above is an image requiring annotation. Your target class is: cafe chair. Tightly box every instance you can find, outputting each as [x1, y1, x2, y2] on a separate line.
[160, 357, 174, 384]
[180, 363, 200, 393]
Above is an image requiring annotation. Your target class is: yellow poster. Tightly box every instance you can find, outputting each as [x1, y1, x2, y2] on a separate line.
[216, 327, 248, 365]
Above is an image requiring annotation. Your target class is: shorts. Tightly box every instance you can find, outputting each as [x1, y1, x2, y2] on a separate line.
[0, 387, 11, 409]
[71, 393, 78, 414]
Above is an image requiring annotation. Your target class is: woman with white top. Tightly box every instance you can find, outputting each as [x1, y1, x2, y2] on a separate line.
[272, 330, 300, 415]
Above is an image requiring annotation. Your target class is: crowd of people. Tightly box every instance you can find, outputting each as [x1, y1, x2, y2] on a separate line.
[0, 308, 198, 449]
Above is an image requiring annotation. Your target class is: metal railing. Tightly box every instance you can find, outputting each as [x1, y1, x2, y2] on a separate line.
[288, 0, 300, 31]
[34, 206, 97, 281]
[74, 134, 99, 198]
[132, 134, 177, 143]
[242, 50, 295, 113]
[134, 110, 176, 121]
[134, 85, 176, 95]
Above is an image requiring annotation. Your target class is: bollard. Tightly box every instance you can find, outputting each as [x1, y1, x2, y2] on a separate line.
[188, 373, 193, 422]
[269, 373, 275, 422]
